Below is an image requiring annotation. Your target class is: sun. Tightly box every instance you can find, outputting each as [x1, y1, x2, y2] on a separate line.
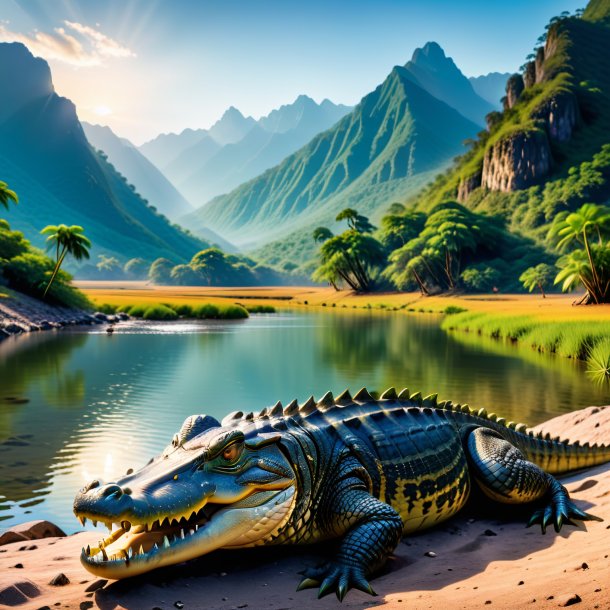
[93, 105, 112, 116]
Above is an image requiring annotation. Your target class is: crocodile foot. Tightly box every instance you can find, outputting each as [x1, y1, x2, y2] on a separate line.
[296, 561, 377, 601]
[526, 494, 603, 534]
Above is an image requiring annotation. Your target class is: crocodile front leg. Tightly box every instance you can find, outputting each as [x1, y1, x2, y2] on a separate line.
[466, 428, 601, 532]
[297, 478, 403, 601]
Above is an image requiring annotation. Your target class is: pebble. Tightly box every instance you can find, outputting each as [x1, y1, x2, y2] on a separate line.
[518, 581, 524, 586]
[556, 593, 582, 607]
[483, 529, 497, 536]
[424, 551, 436, 557]
[13, 563, 24, 568]
[49, 573, 70, 586]
[581, 562, 588, 570]
[174, 603, 184, 609]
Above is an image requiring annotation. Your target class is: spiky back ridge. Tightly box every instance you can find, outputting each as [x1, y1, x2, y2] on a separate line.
[222, 387, 610, 476]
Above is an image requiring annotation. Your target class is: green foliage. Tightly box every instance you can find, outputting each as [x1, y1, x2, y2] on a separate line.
[192, 303, 220, 318]
[149, 258, 175, 284]
[41, 224, 91, 298]
[548, 203, 610, 303]
[190, 302, 249, 319]
[0, 217, 89, 307]
[460, 265, 501, 292]
[124, 304, 147, 317]
[97, 303, 118, 314]
[587, 337, 610, 383]
[443, 311, 610, 364]
[519, 263, 556, 297]
[0, 181, 18, 210]
[123, 258, 149, 280]
[246, 304, 276, 313]
[313, 210, 385, 292]
[142, 304, 179, 321]
[444, 305, 468, 315]
[382, 202, 535, 294]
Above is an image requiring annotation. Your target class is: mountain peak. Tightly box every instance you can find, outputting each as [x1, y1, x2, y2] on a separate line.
[412, 41, 447, 64]
[403, 41, 493, 125]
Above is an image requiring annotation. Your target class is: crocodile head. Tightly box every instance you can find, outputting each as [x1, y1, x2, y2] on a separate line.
[73, 414, 296, 578]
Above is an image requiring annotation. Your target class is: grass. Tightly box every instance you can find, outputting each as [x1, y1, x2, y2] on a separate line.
[587, 338, 610, 383]
[94, 299, 249, 321]
[442, 311, 610, 367]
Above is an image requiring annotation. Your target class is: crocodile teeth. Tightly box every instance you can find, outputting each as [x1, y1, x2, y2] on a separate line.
[163, 535, 170, 549]
[78, 516, 86, 526]
[189, 529, 195, 536]
[86, 544, 91, 556]
[138, 544, 144, 556]
[180, 528, 185, 540]
[127, 546, 133, 559]
[91, 520, 97, 527]
[153, 543, 159, 551]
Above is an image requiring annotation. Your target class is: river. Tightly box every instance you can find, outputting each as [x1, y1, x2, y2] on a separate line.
[0, 310, 606, 532]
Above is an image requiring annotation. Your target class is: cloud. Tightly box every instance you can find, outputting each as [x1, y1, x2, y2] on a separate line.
[0, 21, 135, 67]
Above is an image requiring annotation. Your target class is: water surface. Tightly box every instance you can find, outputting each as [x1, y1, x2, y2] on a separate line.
[0, 311, 606, 532]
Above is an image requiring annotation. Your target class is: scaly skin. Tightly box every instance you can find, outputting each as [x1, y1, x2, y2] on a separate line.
[73, 387, 610, 601]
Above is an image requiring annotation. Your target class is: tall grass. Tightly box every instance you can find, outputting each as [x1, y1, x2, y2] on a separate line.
[122, 301, 249, 321]
[442, 312, 610, 374]
[587, 338, 610, 384]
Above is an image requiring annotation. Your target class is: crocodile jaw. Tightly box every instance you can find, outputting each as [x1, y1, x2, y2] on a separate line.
[80, 486, 296, 579]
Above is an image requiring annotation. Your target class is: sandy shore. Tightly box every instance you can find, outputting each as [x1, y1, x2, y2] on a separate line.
[0, 406, 608, 610]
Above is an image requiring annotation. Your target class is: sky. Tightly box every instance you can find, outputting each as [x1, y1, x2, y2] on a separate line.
[0, 0, 585, 144]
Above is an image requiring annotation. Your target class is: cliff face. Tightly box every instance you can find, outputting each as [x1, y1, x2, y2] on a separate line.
[461, 24, 581, 200]
[532, 90, 579, 143]
[481, 130, 551, 192]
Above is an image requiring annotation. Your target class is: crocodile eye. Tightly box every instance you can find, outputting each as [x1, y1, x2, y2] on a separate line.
[222, 443, 242, 462]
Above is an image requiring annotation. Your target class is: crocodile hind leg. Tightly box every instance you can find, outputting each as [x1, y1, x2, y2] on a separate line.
[466, 428, 601, 533]
[297, 487, 403, 601]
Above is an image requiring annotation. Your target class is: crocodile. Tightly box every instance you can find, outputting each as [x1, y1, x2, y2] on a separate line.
[73, 388, 610, 600]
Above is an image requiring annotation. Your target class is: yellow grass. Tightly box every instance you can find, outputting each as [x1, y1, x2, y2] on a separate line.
[76, 281, 610, 322]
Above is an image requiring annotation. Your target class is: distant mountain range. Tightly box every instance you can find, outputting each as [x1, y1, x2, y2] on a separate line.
[139, 97, 352, 207]
[183, 42, 485, 260]
[0, 42, 210, 265]
[469, 72, 511, 109]
[82, 122, 193, 220]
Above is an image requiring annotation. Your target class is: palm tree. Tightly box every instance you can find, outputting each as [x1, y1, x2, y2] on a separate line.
[519, 263, 555, 298]
[548, 203, 610, 303]
[0, 181, 18, 210]
[41, 224, 91, 298]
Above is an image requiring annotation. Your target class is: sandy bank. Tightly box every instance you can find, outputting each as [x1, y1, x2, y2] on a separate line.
[0, 406, 608, 610]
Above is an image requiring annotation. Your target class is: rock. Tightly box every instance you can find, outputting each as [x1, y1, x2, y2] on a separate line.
[505, 73, 525, 109]
[0, 521, 66, 546]
[117, 312, 130, 321]
[84, 579, 107, 592]
[0, 580, 41, 606]
[523, 61, 536, 88]
[556, 593, 582, 606]
[483, 529, 497, 536]
[481, 129, 551, 192]
[174, 603, 184, 609]
[532, 91, 579, 143]
[457, 172, 482, 202]
[424, 551, 437, 557]
[2, 321, 28, 335]
[93, 312, 108, 321]
[13, 563, 24, 568]
[48, 573, 69, 586]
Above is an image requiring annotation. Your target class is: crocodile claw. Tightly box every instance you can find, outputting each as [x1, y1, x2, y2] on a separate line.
[526, 497, 602, 534]
[297, 562, 377, 601]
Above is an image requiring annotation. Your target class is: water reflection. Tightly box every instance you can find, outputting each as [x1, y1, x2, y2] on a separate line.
[0, 312, 606, 532]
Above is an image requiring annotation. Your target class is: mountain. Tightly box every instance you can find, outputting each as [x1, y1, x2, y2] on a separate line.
[413, 0, 610, 242]
[402, 42, 494, 126]
[183, 48, 480, 253]
[82, 122, 193, 219]
[0, 43, 210, 266]
[138, 127, 209, 172]
[469, 72, 511, 109]
[138, 106, 256, 174]
[173, 95, 352, 206]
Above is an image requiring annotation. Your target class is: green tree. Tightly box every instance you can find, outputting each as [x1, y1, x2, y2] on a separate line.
[124, 258, 149, 279]
[0, 181, 18, 211]
[313, 227, 334, 243]
[336, 208, 375, 234]
[519, 263, 555, 298]
[148, 258, 175, 284]
[378, 209, 426, 251]
[170, 263, 201, 285]
[40, 224, 91, 298]
[548, 203, 610, 303]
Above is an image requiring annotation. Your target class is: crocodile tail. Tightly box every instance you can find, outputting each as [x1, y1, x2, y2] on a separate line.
[513, 430, 610, 475]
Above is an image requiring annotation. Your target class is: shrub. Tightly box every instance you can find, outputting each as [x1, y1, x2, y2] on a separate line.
[193, 303, 220, 319]
[587, 338, 610, 384]
[124, 304, 148, 317]
[173, 303, 194, 317]
[220, 304, 249, 319]
[142, 304, 178, 320]
[246, 304, 276, 313]
[444, 305, 468, 315]
[97, 303, 118, 314]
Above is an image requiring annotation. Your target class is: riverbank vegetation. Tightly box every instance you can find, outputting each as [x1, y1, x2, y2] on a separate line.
[442, 310, 610, 380]
[97, 300, 251, 320]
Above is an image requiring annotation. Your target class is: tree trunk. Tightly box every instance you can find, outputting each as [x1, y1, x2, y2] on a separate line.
[538, 282, 546, 298]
